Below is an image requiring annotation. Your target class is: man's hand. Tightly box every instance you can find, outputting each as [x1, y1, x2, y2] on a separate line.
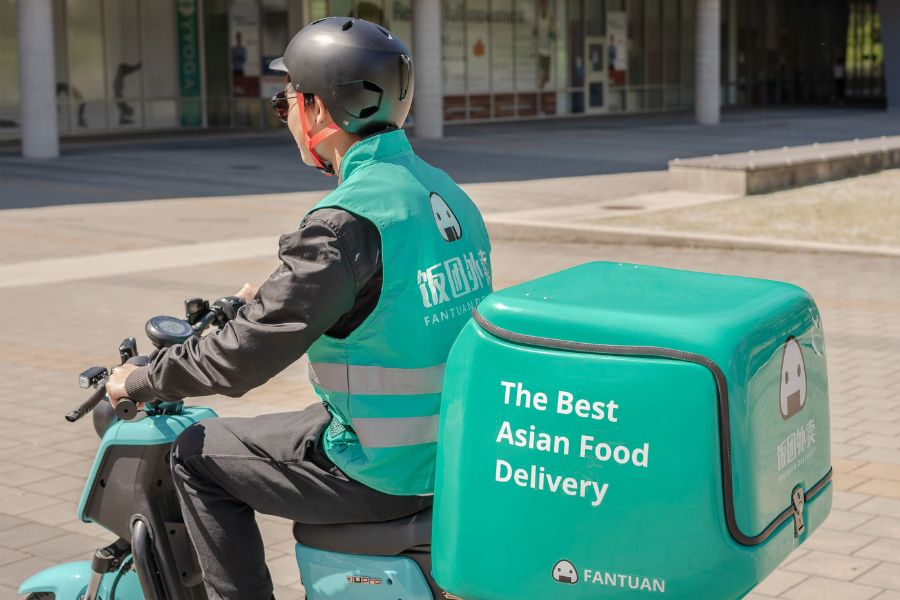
[106, 363, 140, 406]
[235, 283, 259, 303]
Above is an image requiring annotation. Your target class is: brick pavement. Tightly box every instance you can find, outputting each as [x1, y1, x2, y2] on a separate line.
[0, 217, 898, 597]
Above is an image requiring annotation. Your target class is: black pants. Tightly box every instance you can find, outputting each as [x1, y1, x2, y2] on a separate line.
[171, 403, 432, 600]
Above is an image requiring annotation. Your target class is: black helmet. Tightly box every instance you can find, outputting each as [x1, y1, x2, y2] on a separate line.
[270, 17, 414, 136]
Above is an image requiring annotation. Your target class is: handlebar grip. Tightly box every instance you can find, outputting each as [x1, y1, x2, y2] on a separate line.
[115, 398, 140, 421]
[65, 379, 109, 423]
[192, 310, 218, 334]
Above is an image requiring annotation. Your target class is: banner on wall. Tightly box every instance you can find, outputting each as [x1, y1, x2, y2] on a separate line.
[607, 10, 627, 86]
[230, 0, 261, 97]
[176, 0, 202, 126]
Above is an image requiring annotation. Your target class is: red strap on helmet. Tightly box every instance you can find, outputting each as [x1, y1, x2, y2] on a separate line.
[298, 100, 341, 175]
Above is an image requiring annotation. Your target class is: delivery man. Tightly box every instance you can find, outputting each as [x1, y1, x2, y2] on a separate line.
[105, 17, 492, 600]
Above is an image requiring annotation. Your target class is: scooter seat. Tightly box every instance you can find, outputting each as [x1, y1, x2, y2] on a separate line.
[292, 507, 432, 555]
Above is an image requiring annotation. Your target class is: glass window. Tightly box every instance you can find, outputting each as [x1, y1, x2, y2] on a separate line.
[567, 0, 583, 87]
[627, 0, 643, 85]
[536, 0, 557, 91]
[261, 0, 290, 128]
[608, 88, 626, 110]
[493, 0, 516, 120]
[552, 0, 567, 89]
[628, 88, 644, 110]
[569, 90, 584, 113]
[205, 0, 232, 126]
[644, 0, 661, 86]
[141, 0, 178, 100]
[261, 4, 289, 58]
[584, 0, 605, 37]
[680, 0, 694, 88]
[331, 0, 352, 17]
[607, 8, 627, 87]
[467, 0, 491, 96]
[386, 0, 413, 50]
[67, 0, 107, 129]
[310, 0, 328, 20]
[0, 0, 19, 131]
[663, 0, 678, 85]
[515, 0, 537, 92]
[492, 0, 515, 94]
[357, 0, 385, 24]
[105, 0, 143, 128]
[443, 0, 466, 119]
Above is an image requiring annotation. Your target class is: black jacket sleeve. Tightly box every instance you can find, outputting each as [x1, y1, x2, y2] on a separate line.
[124, 208, 382, 404]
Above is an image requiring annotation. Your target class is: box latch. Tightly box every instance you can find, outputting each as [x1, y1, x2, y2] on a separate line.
[791, 486, 806, 537]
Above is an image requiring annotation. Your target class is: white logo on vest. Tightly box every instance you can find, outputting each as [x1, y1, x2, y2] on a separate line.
[430, 192, 462, 242]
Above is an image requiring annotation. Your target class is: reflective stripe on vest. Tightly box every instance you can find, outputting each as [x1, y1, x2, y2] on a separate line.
[308, 362, 445, 395]
[352, 415, 439, 448]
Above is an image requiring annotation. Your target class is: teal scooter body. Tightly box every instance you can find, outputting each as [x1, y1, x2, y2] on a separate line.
[19, 560, 142, 599]
[19, 406, 217, 599]
[433, 262, 832, 599]
[75, 406, 218, 524]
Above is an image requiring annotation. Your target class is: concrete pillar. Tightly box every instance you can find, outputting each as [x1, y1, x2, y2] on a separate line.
[412, 0, 443, 139]
[880, 0, 900, 112]
[17, 0, 59, 158]
[695, 0, 721, 125]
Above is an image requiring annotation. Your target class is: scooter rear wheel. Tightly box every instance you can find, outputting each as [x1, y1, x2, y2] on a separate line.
[25, 594, 55, 599]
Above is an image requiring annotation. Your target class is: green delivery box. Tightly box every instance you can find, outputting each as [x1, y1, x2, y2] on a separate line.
[433, 262, 831, 600]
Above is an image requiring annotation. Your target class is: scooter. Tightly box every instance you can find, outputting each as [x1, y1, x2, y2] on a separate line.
[18, 295, 442, 600]
[19, 262, 832, 600]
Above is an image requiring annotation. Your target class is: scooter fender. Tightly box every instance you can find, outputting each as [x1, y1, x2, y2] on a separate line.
[18, 560, 143, 599]
[18, 561, 91, 598]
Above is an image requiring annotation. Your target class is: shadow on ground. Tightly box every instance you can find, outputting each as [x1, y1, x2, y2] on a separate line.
[1, 107, 898, 209]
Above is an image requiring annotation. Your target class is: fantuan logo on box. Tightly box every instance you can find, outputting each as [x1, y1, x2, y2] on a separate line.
[552, 559, 578, 584]
[551, 559, 668, 593]
[779, 336, 807, 420]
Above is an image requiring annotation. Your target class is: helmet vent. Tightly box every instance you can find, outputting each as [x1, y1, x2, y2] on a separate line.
[342, 20, 354, 31]
[310, 18, 326, 25]
[376, 26, 393, 39]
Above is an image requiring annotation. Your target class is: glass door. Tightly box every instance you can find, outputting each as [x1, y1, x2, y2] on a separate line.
[585, 36, 607, 112]
[583, 0, 606, 113]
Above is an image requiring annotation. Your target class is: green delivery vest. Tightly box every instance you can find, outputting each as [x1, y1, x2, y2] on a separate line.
[306, 130, 493, 496]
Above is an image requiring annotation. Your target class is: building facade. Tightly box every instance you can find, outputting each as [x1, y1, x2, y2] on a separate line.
[1, 0, 893, 144]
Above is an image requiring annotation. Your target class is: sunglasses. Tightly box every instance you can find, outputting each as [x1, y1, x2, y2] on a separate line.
[271, 90, 295, 123]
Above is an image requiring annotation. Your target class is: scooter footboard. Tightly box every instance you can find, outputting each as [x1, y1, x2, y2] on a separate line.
[296, 544, 433, 599]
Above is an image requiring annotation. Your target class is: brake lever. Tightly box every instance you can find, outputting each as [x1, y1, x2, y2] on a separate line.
[65, 378, 109, 423]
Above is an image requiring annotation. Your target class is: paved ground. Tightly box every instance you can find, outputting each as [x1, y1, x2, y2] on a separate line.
[2, 107, 899, 208]
[1, 111, 899, 599]
[605, 170, 900, 247]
